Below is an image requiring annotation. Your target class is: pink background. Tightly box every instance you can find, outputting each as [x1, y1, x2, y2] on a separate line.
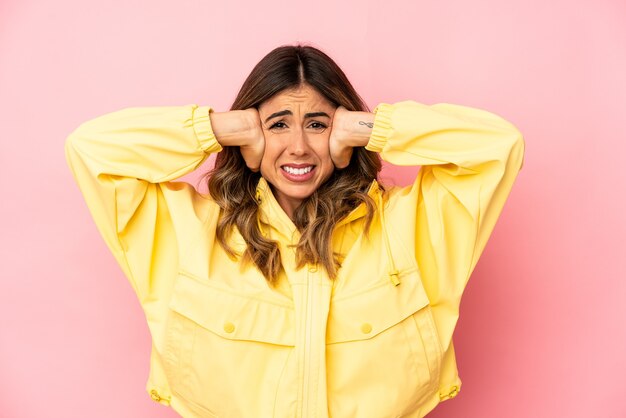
[1, 0, 625, 417]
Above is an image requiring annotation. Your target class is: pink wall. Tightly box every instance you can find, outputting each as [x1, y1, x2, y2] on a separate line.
[1, 0, 625, 416]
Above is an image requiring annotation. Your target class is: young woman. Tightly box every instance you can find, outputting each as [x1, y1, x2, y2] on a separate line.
[66, 44, 524, 418]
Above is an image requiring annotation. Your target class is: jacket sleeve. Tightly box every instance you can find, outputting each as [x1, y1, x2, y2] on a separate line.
[65, 104, 222, 304]
[366, 100, 525, 326]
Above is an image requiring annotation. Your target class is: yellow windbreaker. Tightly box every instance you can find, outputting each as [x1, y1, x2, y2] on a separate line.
[65, 101, 524, 418]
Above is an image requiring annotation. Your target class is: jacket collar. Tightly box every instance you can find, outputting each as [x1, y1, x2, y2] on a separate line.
[254, 177, 399, 286]
[335, 179, 381, 227]
[254, 177, 381, 240]
[255, 177, 298, 242]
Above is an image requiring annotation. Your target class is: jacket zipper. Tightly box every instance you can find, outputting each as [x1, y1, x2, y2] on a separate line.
[300, 270, 316, 417]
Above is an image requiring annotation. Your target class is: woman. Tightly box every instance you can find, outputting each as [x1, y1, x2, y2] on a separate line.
[66, 44, 524, 418]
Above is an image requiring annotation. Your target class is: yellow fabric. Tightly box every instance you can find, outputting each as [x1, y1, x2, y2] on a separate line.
[65, 101, 524, 418]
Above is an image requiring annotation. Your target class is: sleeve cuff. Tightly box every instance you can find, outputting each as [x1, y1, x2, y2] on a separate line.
[191, 105, 223, 154]
[365, 103, 394, 153]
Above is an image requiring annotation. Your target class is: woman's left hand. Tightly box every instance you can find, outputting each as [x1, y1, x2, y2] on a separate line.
[329, 106, 375, 169]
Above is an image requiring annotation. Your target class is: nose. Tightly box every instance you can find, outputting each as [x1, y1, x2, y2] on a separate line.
[287, 128, 310, 157]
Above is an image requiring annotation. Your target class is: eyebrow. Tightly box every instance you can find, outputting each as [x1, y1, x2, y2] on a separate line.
[264, 110, 330, 123]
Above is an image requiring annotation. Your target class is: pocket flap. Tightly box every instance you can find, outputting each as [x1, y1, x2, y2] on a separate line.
[327, 269, 430, 344]
[169, 273, 296, 346]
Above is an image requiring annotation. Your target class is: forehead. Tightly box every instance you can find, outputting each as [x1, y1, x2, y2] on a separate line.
[259, 84, 334, 112]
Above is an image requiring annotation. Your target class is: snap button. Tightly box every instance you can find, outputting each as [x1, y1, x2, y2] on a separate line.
[308, 264, 318, 273]
[150, 389, 161, 402]
[361, 323, 372, 334]
[223, 322, 235, 333]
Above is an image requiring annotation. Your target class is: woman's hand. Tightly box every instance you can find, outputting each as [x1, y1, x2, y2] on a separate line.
[238, 109, 265, 172]
[210, 108, 265, 171]
[329, 106, 375, 169]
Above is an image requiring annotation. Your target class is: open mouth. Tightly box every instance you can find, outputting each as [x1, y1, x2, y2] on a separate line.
[282, 165, 314, 175]
[281, 164, 316, 181]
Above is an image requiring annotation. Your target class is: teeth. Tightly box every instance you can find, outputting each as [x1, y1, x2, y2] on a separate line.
[283, 166, 313, 175]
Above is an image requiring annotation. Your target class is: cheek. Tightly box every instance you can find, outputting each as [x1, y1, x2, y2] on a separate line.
[261, 139, 281, 165]
[314, 139, 334, 177]
[312, 137, 332, 160]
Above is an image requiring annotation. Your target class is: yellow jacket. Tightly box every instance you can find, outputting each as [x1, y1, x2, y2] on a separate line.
[65, 101, 524, 418]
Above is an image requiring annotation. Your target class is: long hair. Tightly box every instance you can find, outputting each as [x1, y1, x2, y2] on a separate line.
[207, 44, 382, 286]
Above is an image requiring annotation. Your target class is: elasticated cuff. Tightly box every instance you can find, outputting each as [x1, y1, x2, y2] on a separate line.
[192, 105, 223, 154]
[365, 103, 394, 153]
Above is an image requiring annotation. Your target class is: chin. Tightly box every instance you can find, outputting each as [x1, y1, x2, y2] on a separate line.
[282, 185, 317, 200]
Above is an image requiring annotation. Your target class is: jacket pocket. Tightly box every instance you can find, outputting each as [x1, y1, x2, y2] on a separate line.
[162, 272, 296, 417]
[326, 269, 443, 417]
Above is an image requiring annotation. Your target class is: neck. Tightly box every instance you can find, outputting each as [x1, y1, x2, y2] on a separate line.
[275, 194, 301, 220]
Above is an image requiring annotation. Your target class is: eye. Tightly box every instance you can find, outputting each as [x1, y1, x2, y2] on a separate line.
[269, 121, 287, 130]
[309, 121, 327, 130]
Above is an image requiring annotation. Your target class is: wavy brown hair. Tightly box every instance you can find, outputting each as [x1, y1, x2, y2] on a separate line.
[207, 44, 382, 286]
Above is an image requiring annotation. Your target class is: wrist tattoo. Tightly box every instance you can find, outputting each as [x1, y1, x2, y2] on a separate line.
[359, 121, 374, 128]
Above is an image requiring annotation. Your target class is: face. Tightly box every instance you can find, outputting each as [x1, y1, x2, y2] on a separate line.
[258, 84, 336, 218]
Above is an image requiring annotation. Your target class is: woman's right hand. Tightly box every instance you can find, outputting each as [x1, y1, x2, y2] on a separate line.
[210, 108, 265, 171]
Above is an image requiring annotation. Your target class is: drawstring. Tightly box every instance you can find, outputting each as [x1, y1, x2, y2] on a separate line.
[255, 188, 268, 237]
[377, 191, 401, 286]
